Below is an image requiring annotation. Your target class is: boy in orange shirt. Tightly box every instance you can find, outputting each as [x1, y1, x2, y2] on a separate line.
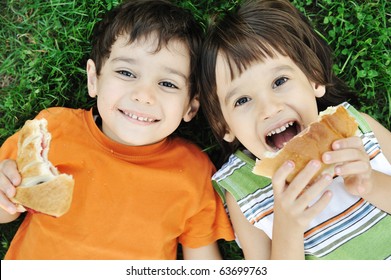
[0, 0, 234, 259]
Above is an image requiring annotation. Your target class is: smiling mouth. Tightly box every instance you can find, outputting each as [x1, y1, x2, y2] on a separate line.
[266, 121, 300, 151]
[119, 109, 159, 123]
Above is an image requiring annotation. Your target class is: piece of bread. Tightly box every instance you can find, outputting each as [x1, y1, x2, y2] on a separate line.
[252, 105, 358, 183]
[10, 118, 74, 217]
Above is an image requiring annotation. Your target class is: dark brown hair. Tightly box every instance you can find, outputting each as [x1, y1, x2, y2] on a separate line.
[90, 0, 203, 100]
[199, 0, 355, 157]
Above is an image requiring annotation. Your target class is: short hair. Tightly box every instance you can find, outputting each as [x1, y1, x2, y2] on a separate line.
[90, 0, 203, 99]
[200, 0, 355, 155]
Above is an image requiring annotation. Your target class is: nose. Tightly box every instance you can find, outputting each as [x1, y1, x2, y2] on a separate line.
[257, 94, 284, 120]
[130, 83, 155, 105]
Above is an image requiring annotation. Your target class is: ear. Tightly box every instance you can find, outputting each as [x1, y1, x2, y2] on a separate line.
[87, 59, 98, 98]
[312, 82, 326, 98]
[223, 130, 235, 143]
[183, 96, 200, 122]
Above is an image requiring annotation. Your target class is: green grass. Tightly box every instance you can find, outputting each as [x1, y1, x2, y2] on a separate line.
[293, 0, 391, 127]
[0, 0, 390, 260]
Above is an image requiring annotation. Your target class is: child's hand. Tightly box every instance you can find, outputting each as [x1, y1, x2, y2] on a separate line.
[0, 159, 21, 214]
[272, 160, 333, 232]
[322, 136, 372, 196]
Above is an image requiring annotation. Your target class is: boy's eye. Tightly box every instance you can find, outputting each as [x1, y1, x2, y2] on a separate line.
[160, 81, 178, 89]
[234, 96, 251, 107]
[117, 70, 135, 78]
[273, 77, 288, 88]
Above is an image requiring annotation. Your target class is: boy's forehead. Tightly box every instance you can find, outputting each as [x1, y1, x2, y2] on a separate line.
[216, 52, 240, 82]
[115, 33, 189, 56]
[216, 47, 292, 82]
[108, 34, 191, 78]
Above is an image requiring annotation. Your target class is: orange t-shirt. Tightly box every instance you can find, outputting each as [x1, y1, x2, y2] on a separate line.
[1, 107, 234, 259]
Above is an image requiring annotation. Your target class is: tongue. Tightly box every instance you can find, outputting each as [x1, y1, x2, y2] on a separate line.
[272, 126, 297, 149]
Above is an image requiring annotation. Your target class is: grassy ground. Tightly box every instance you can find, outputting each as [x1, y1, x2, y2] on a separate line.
[0, 0, 390, 260]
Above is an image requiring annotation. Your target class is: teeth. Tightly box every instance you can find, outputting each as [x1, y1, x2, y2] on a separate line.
[122, 111, 155, 122]
[267, 122, 293, 137]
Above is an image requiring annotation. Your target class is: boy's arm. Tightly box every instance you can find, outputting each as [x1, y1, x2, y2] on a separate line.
[360, 113, 391, 213]
[225, 192, 271, 259]
[182, 243, 222, 260]
[366, 171, 391, 213]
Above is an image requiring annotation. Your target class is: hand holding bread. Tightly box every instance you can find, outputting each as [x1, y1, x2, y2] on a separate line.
[253, 105, 359, 183]
[10, 119, 74, 217]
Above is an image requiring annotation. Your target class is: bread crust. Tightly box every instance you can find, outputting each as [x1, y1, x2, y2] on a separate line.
[11, 119, 74, 217]
[12, 174, 74, 217]
[252, 106, 358, 183]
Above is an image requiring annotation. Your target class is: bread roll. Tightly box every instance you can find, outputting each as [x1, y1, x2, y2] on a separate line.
[10, 119, 74, 217]
[252, 105, 358, 183]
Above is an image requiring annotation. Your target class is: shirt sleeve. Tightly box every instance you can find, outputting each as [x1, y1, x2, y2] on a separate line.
[178, 160, 234, 248]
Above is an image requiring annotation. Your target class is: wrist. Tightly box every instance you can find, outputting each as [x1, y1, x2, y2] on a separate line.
[271, 221, 305, 259]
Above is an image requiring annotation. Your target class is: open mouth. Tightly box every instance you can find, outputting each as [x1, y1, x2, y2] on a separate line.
[265, 121, 301, 151]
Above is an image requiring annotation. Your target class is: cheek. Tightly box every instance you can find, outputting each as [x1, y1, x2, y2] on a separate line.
[97, 83, 123, 103]
[231, 119, 256, 141]
[232, 114, 260, 137]
[97, 94, 112, 108]
[300, 99, 319, 124]
[164, 99, 188, 119]
[96, 95, 119, 116]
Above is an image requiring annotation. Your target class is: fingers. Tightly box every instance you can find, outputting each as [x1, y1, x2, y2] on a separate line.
[323, 136, 370, 177]
[292, 172, 333, 215]
[0, 191, 18, 214]
[323, 148, 366, 164]
[0, 160, 21, 192]
[272, 160, 333, 230]
[0, 160, 21, 214]
[297, 174, 332, 208]
[331, 136, 362, 150]
[323, 136, 364, 162]
[302, 188, 332, 220]
[273, 159, 332, 206]
[272, 160, 295, 194]
[282, 160, 323, 198]
[334, 161, 371, 177]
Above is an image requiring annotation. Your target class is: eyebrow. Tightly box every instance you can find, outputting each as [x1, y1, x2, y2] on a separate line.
[163, 66, 188, 81]
[224, 87, 239, 105]
[111, 57, 136, 64]
[111, 57, 188, 81]
[223, 64, 295, 105]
